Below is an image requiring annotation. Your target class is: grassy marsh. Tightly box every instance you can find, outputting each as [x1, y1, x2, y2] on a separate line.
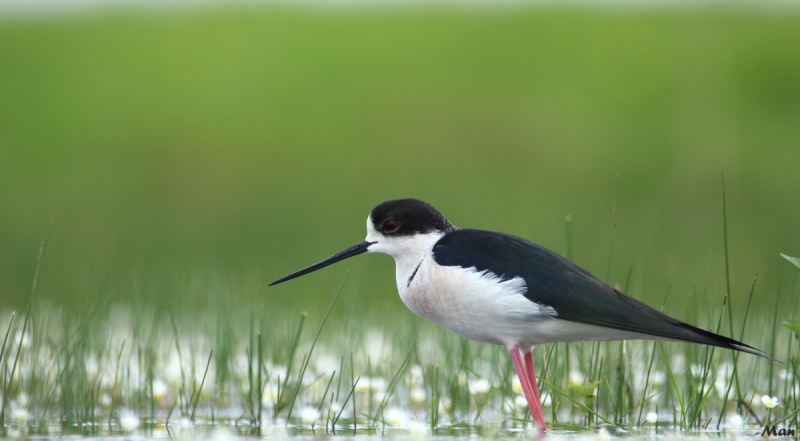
[1, 4, 800, 439]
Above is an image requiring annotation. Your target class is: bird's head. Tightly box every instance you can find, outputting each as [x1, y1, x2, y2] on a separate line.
[269, 198, 454, 286]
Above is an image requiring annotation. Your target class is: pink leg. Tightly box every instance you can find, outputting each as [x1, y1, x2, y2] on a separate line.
[509, 345, 547, 431]
[524, 350, 543, 405]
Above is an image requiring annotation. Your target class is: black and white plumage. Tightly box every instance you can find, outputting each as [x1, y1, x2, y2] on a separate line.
[270, 198, 769, 430]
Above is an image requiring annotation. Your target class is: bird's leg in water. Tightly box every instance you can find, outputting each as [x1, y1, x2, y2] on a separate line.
[510, 345, 547, 431]
[524, 350, 542, 405]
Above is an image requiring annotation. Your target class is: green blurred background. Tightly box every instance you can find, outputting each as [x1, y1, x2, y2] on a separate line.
[1, 5, 799, 327]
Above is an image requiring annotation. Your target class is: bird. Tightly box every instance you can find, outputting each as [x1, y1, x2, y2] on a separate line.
[269, 198, 769, 431]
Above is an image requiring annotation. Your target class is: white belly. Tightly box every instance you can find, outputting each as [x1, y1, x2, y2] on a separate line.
[395, 254, 656, 348]
[397, 255, 556, 346]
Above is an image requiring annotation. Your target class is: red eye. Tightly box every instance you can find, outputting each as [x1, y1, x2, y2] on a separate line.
[383, 220, 399, 232]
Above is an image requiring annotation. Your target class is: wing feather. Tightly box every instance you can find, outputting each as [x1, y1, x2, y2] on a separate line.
[432, 229, 768, 358]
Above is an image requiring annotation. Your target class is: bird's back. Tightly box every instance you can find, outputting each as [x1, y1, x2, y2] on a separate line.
[431, 229, 766, 357]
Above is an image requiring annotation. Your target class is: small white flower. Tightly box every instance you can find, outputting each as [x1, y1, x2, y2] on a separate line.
[650, 371, 666, 386]
[16, 393, 29, 408]
[468, 379, 490, 395]
[85, 355, 99, 378]
[689, 364, 704, 378]
[330, 402, 342, 413]
[314, 354, 339, 375]
[569, 370, 584, 386]
[14, 331, 30, 349]
[408, 420, 430, 436]
[180, 417, 192, 428]
[99, 393, 112, 408]
[355, 377, 387, 394]
[511, 376, 523, 394]
[727, 413, 743, 433]
[164, 354, 183, 385]
[153, 379, 168, 403]
[645, 411, 658, 424]
[410, 387, 426, 404]
[384, 407, 408, 427]
[457, 372, 468, 386]
[761, 395, 779, 408]
[271, 365, 288, 381]
[300, 406, 319, 425]
[262, 384, 279, 408]
[409, 365, 424, 381]
[596, 426, 610, 441]
[514, 395, 528, 409]
[210, 426, 233, 440]
[12, 408, 29, 425]
[120, 412, 140, 432]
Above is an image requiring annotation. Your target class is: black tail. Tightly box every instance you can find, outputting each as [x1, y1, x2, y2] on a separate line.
[670, 320, 778, 362]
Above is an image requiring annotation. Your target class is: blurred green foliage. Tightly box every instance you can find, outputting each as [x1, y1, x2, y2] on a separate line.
[0, 6, 798, 325]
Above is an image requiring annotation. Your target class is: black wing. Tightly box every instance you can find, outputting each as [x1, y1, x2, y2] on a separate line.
[432, 229, 767, 358]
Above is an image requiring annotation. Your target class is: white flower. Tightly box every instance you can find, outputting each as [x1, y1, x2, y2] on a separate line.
[384, 407, 408, 427]
[689, 364, 704, 378]
[355, 377, 386, 394]
[468, 379, 490, 395]
[120, 412, 140, 432]
[569, 370, 584, 386]
[457, 372, 468, 386]
[761, 395, 779, 408]
[650, 371, 666, 386]
[514, 395, 528, 409]
[12, 408, 29, 425]
[16, 393, 28, 408]
[85, 355, 99, 378]
[180, 417, 192, 428]
[596, 426, 610, 441]
[164, 355, 183, 385]
[14, 331, 30, 350]
[511, 376, 523, 394]
[408, 420, 430, 436]
[153, 379, 168, 403]
[363, 329, 386, 361]
[645, 411, 658, 424]
[410, 387, 426, 404]
[99, 393, 112, 408]
[271, 365, 288, 381]
[314, 354, 339, 375]
[300, 406, 319, 425]
[409, 365, 424, 381]
[262, 384, 279, 408]
[727, 413, 743, 433]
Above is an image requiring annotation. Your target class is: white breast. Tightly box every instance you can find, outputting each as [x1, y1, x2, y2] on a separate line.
[397, 255, 558, 346]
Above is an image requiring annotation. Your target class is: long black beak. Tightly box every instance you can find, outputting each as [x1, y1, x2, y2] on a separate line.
[269, 240, 375, 286]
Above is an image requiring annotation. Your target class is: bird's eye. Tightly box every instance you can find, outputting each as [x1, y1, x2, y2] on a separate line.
[383, 219, 399, 233]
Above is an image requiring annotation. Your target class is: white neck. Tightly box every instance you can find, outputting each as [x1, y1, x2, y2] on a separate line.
[364, 215, 446, 292]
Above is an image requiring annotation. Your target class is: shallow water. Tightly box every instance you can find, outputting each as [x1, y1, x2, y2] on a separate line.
[4, 418, 778, 440]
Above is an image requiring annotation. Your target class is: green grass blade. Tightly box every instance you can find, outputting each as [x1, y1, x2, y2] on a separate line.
[537, 376, 614, 426]
[285, 271, 348, 422]
[190, 349, 213, 420]
[659, 342, 685, 428]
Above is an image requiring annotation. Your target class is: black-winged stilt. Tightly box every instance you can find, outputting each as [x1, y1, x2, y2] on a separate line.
[270, 198, 768, 431]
